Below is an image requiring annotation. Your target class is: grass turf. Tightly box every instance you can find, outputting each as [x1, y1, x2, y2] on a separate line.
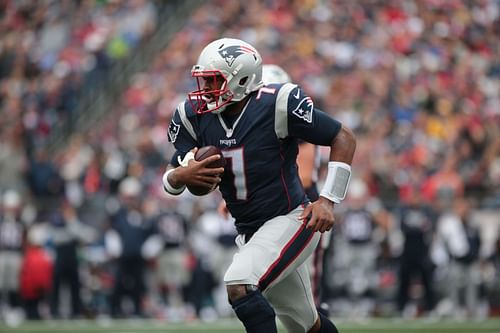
[1, 318, 499, 333]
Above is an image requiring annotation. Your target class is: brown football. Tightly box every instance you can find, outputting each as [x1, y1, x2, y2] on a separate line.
[187, 146, 225, 196]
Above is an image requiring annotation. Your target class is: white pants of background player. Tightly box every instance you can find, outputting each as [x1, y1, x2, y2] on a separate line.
[224, 206, 321, 333]
[0, 251, 22, 293]
[306, 229, 331, 307]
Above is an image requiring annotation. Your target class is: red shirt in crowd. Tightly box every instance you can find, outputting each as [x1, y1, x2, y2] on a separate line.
[19, 246, 53, 300]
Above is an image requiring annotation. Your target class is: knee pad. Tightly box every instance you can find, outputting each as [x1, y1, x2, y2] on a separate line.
[318, 312, 339, 333]
[227, 284, 258, 305]
[232, 290, 277, 333]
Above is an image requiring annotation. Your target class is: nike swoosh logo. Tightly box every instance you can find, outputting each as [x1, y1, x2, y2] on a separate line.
[293, 89, 300, 99]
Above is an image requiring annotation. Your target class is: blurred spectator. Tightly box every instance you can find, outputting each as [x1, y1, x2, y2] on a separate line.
[436, 196, 483, 318]
[49, 201, 96, 319]
[19, 225, 52, 320]
[26, 147, 65, 209]
[151, 197, 190, 320]
[197, 210, 238, 319]
[374, 237, 400, 316]
[0, 128, 27, 194]
[486, 238, 500, 315]
[0, 190, 25, 314]
[395, 189, 437, 316]
[337, 178, 388, 317]
[106, 177, 155, 318]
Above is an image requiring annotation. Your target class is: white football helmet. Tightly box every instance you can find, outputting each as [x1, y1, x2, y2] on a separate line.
[189, 38, 263, 114]
[262, 64, 291, 84]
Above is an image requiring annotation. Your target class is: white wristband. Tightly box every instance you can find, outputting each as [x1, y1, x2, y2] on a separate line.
[162, 168, 185, 195]
[320, 161, 352, 204]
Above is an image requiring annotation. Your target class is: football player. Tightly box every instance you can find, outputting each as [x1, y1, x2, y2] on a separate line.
[163, 38, 356, 333]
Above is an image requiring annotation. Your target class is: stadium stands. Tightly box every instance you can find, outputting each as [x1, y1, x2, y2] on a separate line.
[0, 0, 499, 322]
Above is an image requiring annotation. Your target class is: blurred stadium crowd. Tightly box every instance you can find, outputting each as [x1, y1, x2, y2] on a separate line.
[1, 0, 500, 325]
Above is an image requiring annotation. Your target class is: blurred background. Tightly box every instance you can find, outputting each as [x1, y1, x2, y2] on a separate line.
[0, 0, 499, 329]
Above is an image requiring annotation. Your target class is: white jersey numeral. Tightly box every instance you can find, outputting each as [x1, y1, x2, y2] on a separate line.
[222, 147, 247, 200]
[256, 87, 276, 99]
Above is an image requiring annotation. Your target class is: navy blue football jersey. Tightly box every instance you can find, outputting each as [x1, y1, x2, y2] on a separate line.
[168, 83, 341, 234]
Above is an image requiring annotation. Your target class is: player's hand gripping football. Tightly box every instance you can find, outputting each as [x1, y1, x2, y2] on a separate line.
[173, 147, 224, 190]
[299, 197, 335, 233]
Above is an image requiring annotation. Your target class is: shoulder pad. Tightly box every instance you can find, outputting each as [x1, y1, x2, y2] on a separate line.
[274, 83, 298, 139]
[181, 99, 199, 118]
[175, 100, 197, 141]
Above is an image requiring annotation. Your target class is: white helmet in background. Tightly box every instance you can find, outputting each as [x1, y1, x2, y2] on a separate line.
[262, 64, 291, 84]
[2, 189, 21, 209]
[119, 177, 142, 197]
[189, 38, 263, 114]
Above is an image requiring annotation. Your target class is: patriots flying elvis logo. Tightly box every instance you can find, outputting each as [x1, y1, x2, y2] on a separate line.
[168, 119, 180, 143]
[292, 97, 314, 123]
[218, 45, 256, 67]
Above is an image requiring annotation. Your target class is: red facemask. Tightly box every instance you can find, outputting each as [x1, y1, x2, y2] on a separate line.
[188, 70, 234, 114]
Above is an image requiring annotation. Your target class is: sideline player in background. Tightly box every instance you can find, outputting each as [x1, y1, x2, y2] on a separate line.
[262, 64, 330, 315]
[163, 38, 356, 333]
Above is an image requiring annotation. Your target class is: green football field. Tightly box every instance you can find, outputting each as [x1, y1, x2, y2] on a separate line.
[1, 318, 500, 333]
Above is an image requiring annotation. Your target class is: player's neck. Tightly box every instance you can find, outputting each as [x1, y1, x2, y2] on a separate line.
[224, 96, 250, 116]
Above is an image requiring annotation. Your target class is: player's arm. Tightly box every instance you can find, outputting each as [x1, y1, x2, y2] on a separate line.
[162, 104, 224, 195]
[277, 84, 356, 232]
[306, 123, 356, 232]
[326, 123, 356, 167]
[297, 141, 315, 189]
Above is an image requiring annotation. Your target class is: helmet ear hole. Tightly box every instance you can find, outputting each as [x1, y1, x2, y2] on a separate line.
[239, 76, 248, 86]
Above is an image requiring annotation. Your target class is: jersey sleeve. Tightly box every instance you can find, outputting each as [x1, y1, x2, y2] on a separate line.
[167, 101, 199, 167]
[274, 83, 341, 146]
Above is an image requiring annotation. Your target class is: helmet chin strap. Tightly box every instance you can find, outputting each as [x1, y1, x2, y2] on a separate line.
[208, 92, 233, 114]
[210, 102, 227, 114]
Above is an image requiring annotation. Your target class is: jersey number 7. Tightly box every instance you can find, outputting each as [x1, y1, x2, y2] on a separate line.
[221, 87, 276, 200]
[222, 147, 246, 200]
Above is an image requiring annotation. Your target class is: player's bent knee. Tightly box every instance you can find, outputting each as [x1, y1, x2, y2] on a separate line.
[232, 289, 277, 333]
[226, 284, 248, 304]
[314, 312, 339, 333]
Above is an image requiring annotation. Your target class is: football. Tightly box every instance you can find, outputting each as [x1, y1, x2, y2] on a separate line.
[187, 146, 225, 196]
